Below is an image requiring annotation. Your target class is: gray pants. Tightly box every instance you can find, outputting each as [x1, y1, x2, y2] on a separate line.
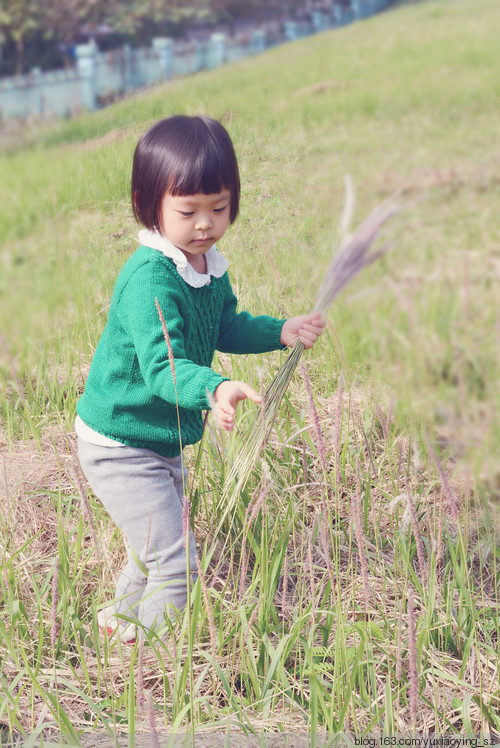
[78, 437, 198, 633]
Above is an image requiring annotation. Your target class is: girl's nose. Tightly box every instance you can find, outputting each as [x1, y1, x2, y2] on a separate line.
[195, 213, 212, 230]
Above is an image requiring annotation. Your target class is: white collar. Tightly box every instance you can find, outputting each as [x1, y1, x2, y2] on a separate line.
[137, 228, 228, 288]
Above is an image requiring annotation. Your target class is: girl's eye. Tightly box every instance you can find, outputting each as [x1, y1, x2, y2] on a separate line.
[179, 211, 194, 217]
[214, 205, 228, 213]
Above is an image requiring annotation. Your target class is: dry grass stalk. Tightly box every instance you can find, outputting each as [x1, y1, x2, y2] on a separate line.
[243, 595, 264, 647]
[195, 556, 218, 686]
[146, 691, 160, 748]
[69, 465, 101, 558]
[333, 383, 343, 495]
[395, 601, 403, 683]
[352, 460, 372, 608]
[156, 297, 185, 465]
[407, 586, 419, 729]
[137, 636, 145, 714]
[182, 497, 191, 548]
[238, 538, 249, 599]
[0, 330, 24, 401]
[217, 190, 407, 528]
[281, 543, 289, 618]
[51, 556, 59, 651]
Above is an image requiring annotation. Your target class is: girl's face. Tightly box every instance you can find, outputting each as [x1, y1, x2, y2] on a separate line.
[159, 190, 231, 267]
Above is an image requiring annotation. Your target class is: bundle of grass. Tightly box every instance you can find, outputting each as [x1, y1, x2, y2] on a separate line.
[216, 182, 408, 530]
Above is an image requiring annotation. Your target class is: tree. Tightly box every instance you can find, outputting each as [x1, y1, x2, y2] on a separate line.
[104, 0, 213, 44]
[40, 0, 102, 68]
[0, 0, 41, 73]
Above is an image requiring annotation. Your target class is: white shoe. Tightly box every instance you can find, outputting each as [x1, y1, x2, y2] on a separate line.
[97, 605, 137, 644]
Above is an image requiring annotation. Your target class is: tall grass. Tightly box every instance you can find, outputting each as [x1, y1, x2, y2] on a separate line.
[1, 0, 499, 741]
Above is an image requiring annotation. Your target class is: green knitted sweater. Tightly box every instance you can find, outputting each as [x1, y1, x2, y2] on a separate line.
[77, 246, 286, 457]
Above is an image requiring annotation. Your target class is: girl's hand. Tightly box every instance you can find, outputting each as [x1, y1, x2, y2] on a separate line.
[213, 380, 262, 431]
[280, 312, 326, 349]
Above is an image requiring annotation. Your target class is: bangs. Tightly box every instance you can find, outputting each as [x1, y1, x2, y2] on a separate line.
[169, 145, 233, 198]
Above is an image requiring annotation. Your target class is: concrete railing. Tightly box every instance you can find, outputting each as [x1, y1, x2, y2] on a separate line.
[0, 0, 392, 121]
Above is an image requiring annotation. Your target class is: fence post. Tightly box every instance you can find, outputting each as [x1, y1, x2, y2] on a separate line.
[363, 0, 374, 18]
[122, 44, 132, 90]
[284, 21, 299, 41]
[30, 67, 43, 116]
[352, 0, 363, 19]
[152, 37, 173, 80]
[193, 40, 206, 71]
[75, 43, 97, 111]
[251, 28, 266, 54]
[207, 33, 226, 69]
[311, 10, 325, 31]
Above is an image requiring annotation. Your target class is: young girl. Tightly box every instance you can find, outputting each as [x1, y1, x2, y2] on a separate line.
[76, 115, 325, 642]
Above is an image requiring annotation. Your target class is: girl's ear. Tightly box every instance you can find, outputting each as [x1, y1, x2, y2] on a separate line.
[132, 189, 138, 209]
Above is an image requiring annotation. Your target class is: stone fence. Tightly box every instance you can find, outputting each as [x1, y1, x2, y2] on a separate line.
[0, 0, 391, 121]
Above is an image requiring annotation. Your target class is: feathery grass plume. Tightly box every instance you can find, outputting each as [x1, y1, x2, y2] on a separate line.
[406, 492, 428, 581]
[317, 508, 336, 595]
[307, 526, 316, 614]
[146, 691, 160, 748]
[436, 494, 445, 569]
[426, 439, 460, 520]
[216, 187, 407, 530]
[155, 298, 176, 389]
[300, 362, 327, 474]
[248, 472, 270, 526]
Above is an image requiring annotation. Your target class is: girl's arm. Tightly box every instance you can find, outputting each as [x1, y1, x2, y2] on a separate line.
[217, 274, 325, 354]
[216, 274, 286, 354]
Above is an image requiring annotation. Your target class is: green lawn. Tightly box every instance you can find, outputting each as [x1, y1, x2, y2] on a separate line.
[0, 0, 499, 741]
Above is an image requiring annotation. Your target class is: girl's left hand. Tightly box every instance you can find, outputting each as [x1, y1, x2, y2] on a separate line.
[280, 312, 326, 349]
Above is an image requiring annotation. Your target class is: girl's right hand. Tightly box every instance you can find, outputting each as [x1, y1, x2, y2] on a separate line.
[213, 381, 262, 431]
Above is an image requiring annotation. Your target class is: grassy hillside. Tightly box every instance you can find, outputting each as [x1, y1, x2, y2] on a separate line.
[0, 0, 499, 741]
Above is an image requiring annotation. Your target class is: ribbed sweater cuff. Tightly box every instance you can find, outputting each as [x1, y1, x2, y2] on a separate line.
[203, 372, 230, 409]
[256, 318, 287, 352]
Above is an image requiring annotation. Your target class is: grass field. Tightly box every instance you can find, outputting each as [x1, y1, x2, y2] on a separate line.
[0, 0, 499, 742]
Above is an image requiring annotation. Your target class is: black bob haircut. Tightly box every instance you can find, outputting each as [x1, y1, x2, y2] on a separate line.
[131, 115, 241, 230]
